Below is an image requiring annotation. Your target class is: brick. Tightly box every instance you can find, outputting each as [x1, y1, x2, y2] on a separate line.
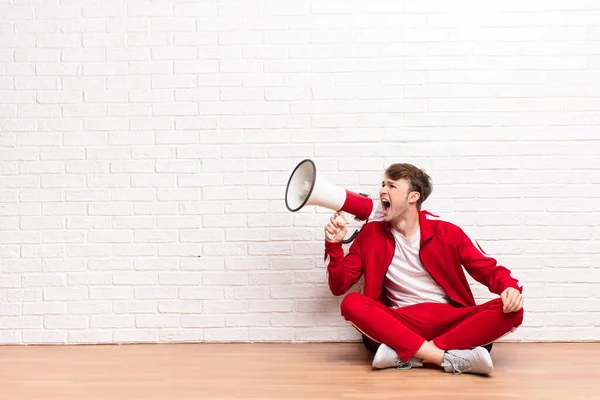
[90, 287, 133, 301]
[203, 272, 246, 286]
[226, 257, 269, 270]
[226, 314, 269, 327]
[14, 76, 59, 90]
[175, 117, 218, 130]
[158, 273, 202, 286]
[43, 287, 87, 301]
[62, 49, 105, 62]
[159, 330, 203, 343]
[68, 273, 112, 286]
[130, 117, 172, 131]
[19, 161, 61, 174]
[88, 230, 133, 243]
[181, 315, 225, 328]
[112, 216, 155, 229]
[203, 243, 247, 257]
[157, 216, 202, 229]
[180, 229, 224, 243]
[61, 20, 105, 33]
[15, 49, 60, 62]
[91, 316, 135, 329]
[178, 288, 223, 300]
[84, 90, 127, 103]
[158, 244, 201, 257]
[44, 316, 87, 329]
[203, 301, 248, 314]
[198, 74, 242, 88]
[136, 315, 179, 328]
[42, 231, 84, 244]
[248, 301, 293, 313]
[134, 203, 178, 215]
[0, 119, 35, 132]
[113, 272, 157, 285]
[68, 331, 113, 344]
[1, 260, 40, 274]
[108, 132, 155, 145]
[132, 146, 175, 159]
[134, 258, 178, 270]
[113, 244, 157, 257]
[224, 287, 269, 300]
[42, 259, 85, 273]
[135, 287, 177, 300]
[22, 331, 65, 344]
[22, 245, 66, 259]
[0, 331, 21, 343]
[23, 303, 65, 316]
[150, 18, 195, 32]
[113, 301, 158, 314]
[156, 131, 197, 144]
[114, 329, 158, 343]
[67, 245, 111, 258]
[156, 160, 198, 173]
[180, 257, 224, 271]
[204, 328, 248, 342]
[0, 231, 39, 245]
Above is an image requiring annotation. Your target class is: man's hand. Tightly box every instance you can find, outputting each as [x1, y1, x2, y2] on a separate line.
[500, 287, 523, 313]
[324, 212, 348, 243]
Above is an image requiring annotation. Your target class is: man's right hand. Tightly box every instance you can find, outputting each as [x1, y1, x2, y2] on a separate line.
[325, 212, 348, 243]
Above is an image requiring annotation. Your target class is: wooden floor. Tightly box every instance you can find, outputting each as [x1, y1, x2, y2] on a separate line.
[0, 342, 596, 400]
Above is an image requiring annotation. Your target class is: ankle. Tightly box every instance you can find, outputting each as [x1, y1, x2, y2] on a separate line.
[415, 341, 444, 366]
[429, 341, 445, 366]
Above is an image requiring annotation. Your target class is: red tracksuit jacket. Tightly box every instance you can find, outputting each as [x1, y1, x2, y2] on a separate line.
[324, 210, 523, 307]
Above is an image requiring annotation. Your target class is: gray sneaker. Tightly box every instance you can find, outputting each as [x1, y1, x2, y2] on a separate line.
[372, 343, 423, 370]
[441, 346, 494, 375]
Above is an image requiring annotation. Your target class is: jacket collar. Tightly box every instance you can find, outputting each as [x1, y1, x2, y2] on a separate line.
[418, 210, 436, 245]
[381, 210, 435, 245]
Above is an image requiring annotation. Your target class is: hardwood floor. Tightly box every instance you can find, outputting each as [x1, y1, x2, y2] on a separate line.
[0, 342, 596, 400]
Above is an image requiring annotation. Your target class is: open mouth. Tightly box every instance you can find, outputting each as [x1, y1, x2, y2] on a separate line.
[381, 199, 391, 214]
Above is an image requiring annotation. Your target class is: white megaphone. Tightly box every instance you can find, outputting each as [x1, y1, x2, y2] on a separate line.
[285, 159, 377, 243]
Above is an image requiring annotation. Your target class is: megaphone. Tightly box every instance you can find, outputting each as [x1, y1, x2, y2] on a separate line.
[285, 159, 376, 243]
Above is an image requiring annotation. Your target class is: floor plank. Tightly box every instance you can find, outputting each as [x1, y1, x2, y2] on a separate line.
[0, 343, 596, 400]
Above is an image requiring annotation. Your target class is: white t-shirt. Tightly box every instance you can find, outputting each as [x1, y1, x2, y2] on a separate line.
[384, 226, 450, 308]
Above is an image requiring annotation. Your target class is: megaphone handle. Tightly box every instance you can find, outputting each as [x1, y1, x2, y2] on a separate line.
[325, 213, 351, 241]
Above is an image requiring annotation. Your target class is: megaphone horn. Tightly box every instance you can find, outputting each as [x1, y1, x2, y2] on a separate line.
[285, 159, 374, 243]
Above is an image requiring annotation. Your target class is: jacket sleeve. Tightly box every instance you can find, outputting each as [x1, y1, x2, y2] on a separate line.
[324, 230, 364, 296]
[456, 227, 522, 296]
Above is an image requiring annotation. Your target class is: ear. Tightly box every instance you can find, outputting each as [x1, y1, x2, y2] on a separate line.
[408, 191, 420, 204]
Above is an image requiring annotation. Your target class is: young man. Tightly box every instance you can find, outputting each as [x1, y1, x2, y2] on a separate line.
[323, 163, 524, 376]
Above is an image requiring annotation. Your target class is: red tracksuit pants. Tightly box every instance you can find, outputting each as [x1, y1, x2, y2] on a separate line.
[340, 292, 524, 363]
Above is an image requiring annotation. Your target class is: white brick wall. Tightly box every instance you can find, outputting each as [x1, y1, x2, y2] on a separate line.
[1, 0, 600, 344]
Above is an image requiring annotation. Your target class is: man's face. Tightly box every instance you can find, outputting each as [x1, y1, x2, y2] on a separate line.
[379, 176, 418, 222]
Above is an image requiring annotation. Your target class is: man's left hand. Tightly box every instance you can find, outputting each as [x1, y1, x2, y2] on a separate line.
[500, 287, 523, 313]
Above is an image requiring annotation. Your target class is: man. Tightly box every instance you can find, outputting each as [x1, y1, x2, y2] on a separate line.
[323, 163, 524, 376]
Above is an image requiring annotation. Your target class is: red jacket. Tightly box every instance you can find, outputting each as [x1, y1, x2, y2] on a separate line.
[324, 210, 522, 307]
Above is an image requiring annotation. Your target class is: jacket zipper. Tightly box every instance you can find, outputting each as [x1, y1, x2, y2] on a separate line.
[418, 236, 462, 307]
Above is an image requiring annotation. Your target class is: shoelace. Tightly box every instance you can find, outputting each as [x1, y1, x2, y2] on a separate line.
[447, 354, 471, 375]
[395, 359, 413, 370]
